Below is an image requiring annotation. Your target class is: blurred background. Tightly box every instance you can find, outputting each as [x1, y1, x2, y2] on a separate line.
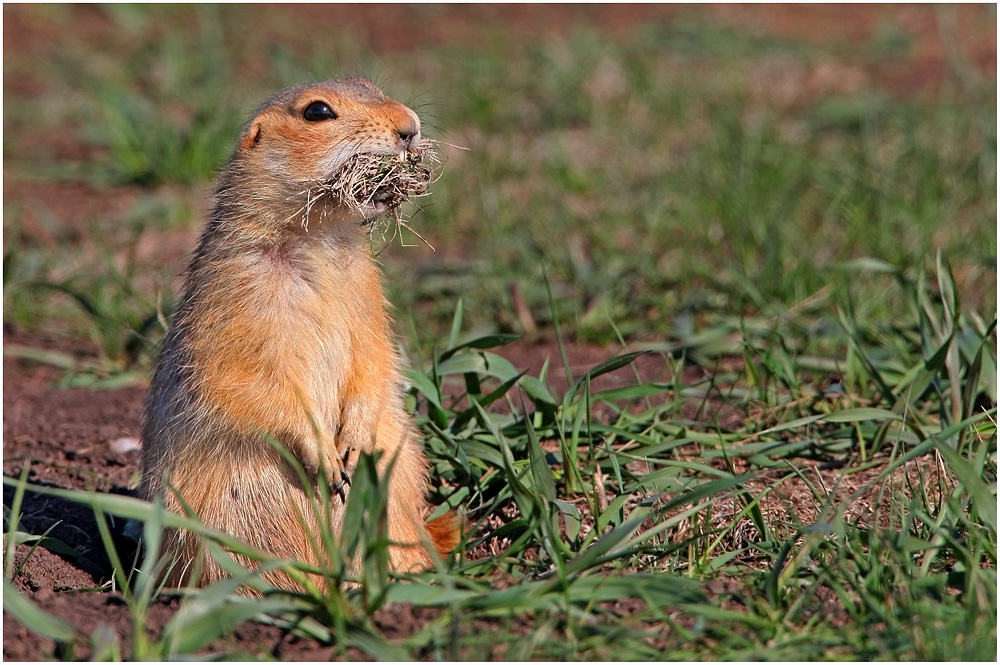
[3, 4, 996, 379]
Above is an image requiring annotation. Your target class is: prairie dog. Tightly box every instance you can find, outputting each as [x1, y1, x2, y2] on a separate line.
[139, 77, 456, 589]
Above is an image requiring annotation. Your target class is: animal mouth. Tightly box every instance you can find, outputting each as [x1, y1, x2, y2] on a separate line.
[321, 140, 438, 218]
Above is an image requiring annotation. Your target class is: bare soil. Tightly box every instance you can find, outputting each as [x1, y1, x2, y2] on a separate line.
[3, 4, 994, 660]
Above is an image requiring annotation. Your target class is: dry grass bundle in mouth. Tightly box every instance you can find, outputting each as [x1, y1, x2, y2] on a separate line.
[322, 138, 439, 219]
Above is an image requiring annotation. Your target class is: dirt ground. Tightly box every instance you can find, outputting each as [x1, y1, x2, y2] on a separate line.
[3, 4, 995, 660]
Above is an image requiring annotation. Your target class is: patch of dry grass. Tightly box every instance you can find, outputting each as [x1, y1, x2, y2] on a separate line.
[324, 139, 438, 213]
[317, 138, 441, 251]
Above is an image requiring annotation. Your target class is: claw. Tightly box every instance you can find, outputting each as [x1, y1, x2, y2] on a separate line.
[328, 449, 353, 502]
[332, 478, 347, 502]
[331, 468, 352, 501]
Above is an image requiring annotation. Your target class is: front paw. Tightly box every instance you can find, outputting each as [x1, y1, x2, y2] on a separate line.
[294, 440, 352, 503]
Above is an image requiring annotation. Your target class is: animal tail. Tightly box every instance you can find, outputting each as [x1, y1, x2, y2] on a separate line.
[426, 510, 461, 558]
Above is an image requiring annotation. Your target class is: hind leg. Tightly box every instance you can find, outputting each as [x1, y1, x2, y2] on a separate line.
[156, 453, 339, 591]
[371, 415, 438, 571]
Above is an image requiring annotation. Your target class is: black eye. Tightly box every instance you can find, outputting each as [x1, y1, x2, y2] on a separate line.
[303, 101, 337, 122]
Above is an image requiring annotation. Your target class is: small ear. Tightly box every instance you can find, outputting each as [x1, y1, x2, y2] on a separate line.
[239, 120, 263, 152]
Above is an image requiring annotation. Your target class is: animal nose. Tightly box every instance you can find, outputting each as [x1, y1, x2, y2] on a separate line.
[396, 114, 421, 150]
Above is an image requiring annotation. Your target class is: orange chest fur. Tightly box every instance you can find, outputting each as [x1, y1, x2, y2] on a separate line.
[185, 246, 394, 439]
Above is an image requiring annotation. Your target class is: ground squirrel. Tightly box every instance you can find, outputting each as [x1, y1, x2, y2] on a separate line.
[138, 77, 458, 589]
